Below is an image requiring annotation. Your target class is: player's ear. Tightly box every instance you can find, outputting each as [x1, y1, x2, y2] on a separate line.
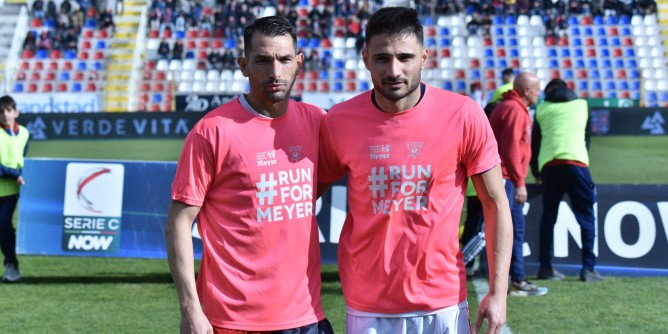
[237, 56, 249, 77]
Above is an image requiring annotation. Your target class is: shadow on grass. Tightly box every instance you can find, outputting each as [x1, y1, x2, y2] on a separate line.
[18, 273, 174, 285]
[321, 271, 340, 282]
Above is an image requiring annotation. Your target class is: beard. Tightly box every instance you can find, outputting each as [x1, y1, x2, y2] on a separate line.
[374, 75, 421, 102]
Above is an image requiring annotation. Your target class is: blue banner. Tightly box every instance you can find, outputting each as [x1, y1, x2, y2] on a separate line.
[17, 159, 668, 276]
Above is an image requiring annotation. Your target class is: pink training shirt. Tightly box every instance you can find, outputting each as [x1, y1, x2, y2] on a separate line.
[172, 97, 325, 330]
[319, 84, 500, 313]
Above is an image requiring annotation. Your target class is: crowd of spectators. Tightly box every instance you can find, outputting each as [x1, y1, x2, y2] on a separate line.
[23, 0, 115, 56]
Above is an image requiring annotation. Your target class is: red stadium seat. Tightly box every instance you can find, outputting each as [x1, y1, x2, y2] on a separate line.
[49, 50, 61, 58]
[496, 48, 506, 57]
[321, 38, 332, 48]
[455, 70, 466, 79]
[34, 61, 44, 70]
[94, 51, 104, 59]
[545, 36, 556, 46]
[619, 91, 630, 98]
[186, 40, 196, 49]
[510, 59, 520, 68]
[586, 49, 597, 57]
[97, 29, 108, 38]
[584, 38, 594, 46]
[483, 37, 492, 46]
[15, 72, 26, 81]
[612, 48, 623, 57]
[440, 49, 450, 58]
[426, 26, 436, 37]
[81, 40, 92, 49]
[319, 81, 329, 92]
[486, 81, 496, 91]
[200, 29, 211, 38]
[566, 81, 575, 89]
[470, 59, 480, 68]
[616, 69, 627, 79]
[199, 39, 210, 48]
[155, 71, 166, 80]
[30, 18, 42, 27]
[485, 69, 495, 79]
[146, 60, 156, 70]
[306, 82, 317, 92]
[48, 61, 59, 70]
[293, 82, 304, 92]
[307, 70, 318, 80]
[187, 30, 198, 38]
[21, 61, 30, 70]
[212, 40, 223, 48]
[74, 71, 85, 81]
[622, 38, 633, 46]
[197, 51, 208, 59]
[427, 59, 438, 68]
[558, 36, 569, 46]
[581, 16, 592, 25]
[42, 83, 53, 92]
[57, 82, 68, 92]
[593, 91, 603, 98]
[213, 28, 225, 38]
[346, 70, 356, 80]
[151, 104, 161, 112]
[83, 29, 94, 38]
[550, 69, 560, 79]
[140, 82, 151, 91]
[22, 50, 35, 58]
[85, 82, 97, 91]
[143, 70, 152, 80]
[45, 72, 56, 81]
[27, 83, 38, 92]
[62, 61, 73, 70]
[561, 59, 572, 68]
[30, 72, 41, 81]
[608, 27, 619, 36]
[576, 69, 587, 79]
[346, 82, 356, 92]
[153, 82, 165, 91]
[148, 30, 159, 38]
[79, 51, 89, 60]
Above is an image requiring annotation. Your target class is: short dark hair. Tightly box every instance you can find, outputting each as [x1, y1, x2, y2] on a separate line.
[544, 78, 567, 93]
[501, 68, 515, 77]
[243, 16, 297, 57]
[365, 6, 423, 47]
[0, 95, 16, 112]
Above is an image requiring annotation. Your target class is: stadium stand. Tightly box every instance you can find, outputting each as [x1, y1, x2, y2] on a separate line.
[1, 0, 667, 110]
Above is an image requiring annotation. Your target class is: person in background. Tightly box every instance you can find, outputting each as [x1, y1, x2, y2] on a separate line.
[489, 72, 548, 297]
[531, 78, 603, 282]
[490, 68, 515, 103]
[0, 96, 30, 283]
[165, 16, 333, 334]
[318, 7, 513, 334]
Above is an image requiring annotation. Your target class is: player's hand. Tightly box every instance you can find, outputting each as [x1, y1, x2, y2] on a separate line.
[474, 292, 507, 334]
[515, 186, 527, 204]
[180, 310, 213, 334]
[17, 176, 25, 186]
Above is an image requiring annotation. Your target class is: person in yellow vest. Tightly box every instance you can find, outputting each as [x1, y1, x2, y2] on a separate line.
[490, 68, 516, 103]
[531, 79, 603, 282]
[0, 96, 29, 283]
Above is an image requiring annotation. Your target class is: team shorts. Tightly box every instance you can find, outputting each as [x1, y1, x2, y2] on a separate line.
[346, 301, 471, 334]
[214, 318, 335, 334]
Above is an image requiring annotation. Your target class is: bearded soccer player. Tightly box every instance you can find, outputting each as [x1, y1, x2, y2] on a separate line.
[318, 7, 512, 334]
[166, 16, 333, 334]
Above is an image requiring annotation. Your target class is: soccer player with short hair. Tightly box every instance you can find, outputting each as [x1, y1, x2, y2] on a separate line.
[165, 16, 333, 334]
[318, 7, 513, 334]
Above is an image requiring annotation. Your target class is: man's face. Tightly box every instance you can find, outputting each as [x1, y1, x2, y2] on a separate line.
[526, 79, 541, 106]
[239, 33, 302, 104]
[363, 33, 427, 104]
[0, 107, 19, 127]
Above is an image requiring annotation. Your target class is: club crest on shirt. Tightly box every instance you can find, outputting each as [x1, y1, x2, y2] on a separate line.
[406, 142, 424, 159]
[369, 144, 391, 160]
[256, 150, 277, 167]
[288, 146, 303, 162]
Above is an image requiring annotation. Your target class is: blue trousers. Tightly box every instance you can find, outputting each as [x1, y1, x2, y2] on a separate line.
[539, 164, 597, 271]
[505, 180, 526, 283]
[0, 194, 19, 267]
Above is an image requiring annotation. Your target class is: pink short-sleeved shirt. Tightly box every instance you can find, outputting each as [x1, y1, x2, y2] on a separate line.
[172, 97, 325, 330]
[319, 84, 500, 313]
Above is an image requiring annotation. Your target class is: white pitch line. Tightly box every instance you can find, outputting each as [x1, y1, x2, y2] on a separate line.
[472, 278, 513, 334]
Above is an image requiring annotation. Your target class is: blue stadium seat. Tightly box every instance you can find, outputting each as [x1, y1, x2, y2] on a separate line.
[603, 70, 613, 79]
[578, 81, 588, 90]
[456, 81, 467, 92]
[625, 48, 635, 57]
[548, 49, 558, 57]
[504, 15, 516, 25]
[621, 27, 631, 36]
[563, 69, 574, 79]
[647, 92, 658, 103]
[427, 38, 437, 48]
[297, 38, 307, 48]
[598, 38, 608, 46]
[440, 38, 450, 47]
[360, 81, 370, 91]
[610, 38, 621, 47]
[588, 59, 599, 68]
[185, 51, 195, 59]
[440, 27, 450, 36]
[592, 81, 602, 90]
[76, 61, 87, 71]
[629, 70, 640, 79]
[619, 15, 631, 25]
[71, 82, 82, 92]
[568, 16, 579, 26]
[548, 59, 559, 68]
[308, 38, 320, 49]
[600, 48, 610, 57]
[152, 93, 162, 103]
[36, 49, 48, 59]
[607, 92, 617, 98]
[495, 38, 505, 46]
[423, 16, 433, 26]
[64, 50, 77, 59]
[572, 38, 582, 46]
[493, 15, 503, 25]
[96, 40, 106, 49]
[59, 72, 70, 81]
[601, 59, 612, 69]
[319, 70, 328, 80]
[509, 48, 519, 57]
[333, 81, 343, 92]
[334, 60, 344, 69]
[484, 48, 494, 58]
[13, 83, 23, 93]
[484, 59, 494, 68]
[93, 61, 103, 70]
[561, 48, 571, 57]
[590, 69, 600, 78]
[571, 27, 581, 36]
[224, 39, 236, 49]
[174, 31, 185, 39]
[497, 59, 508, 68]
[593, 16, 604, 25]
[494, 27, 504, 36]
[45, 19, 56, 28]
[443, 81, 453, 91]
[614, 59, 625, 68]
[507, 27, 517, 36]
[605, 15, 618, 25]
[470, 70, 481, 79]
[659, 92, 668, 103]
[618, 81, 629, 90]
[508, 38, 517, 46]
[574, 49, 584, 57]
[626, 59, 637, 68]
[631, 91, 640, 100]
[574, 59, 585, 68]
[583, 27, 593, 36]
[334, 71, 344, 80]
[85, 19, 96, 28]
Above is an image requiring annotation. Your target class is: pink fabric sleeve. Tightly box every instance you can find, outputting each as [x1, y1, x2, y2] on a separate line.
[171, 131, 216, 206]
[317, 116, 347, 184]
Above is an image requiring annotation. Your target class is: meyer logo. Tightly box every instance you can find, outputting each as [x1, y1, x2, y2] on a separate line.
[256, 150, 277, 167]
[369, 144, 390, 160]
[62, 163, 125, 252]
[641, 111, 665, 135]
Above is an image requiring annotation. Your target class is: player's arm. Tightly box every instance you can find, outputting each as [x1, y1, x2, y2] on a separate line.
[471, 165, 513, 334]
[165, 200, 213, 334]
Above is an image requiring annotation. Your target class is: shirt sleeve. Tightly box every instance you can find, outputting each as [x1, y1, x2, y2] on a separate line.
[461, 99, 501, 176]
[317, 115, 346, 184]
[171, 130, 216, 206]
[491, 104, 528, 187]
